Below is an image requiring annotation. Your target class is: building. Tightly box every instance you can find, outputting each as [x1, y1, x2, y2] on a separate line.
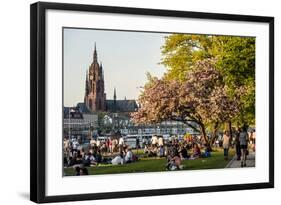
[81, 43, 138, 114]
[84, 43, 106, 112]
[105, 88, 138, 113]
[63, 107, 98, 137]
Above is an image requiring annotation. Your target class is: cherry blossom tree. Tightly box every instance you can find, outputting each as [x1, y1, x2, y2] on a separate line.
[132, 59, 242, 146]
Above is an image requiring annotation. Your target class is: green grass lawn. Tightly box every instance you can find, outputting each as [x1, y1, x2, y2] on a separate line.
[64, 148, 234, 176]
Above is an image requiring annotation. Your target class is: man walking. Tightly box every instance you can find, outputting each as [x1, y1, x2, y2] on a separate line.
[235, 128, 241, 160]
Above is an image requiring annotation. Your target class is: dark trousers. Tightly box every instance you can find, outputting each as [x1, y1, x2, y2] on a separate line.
[223, 148, 229, 157]
[236, 144, 241, 159]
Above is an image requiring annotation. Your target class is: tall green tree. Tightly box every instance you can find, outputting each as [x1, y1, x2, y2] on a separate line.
[214, 37, 255, 126]
[161, 34, 213, 80]
[160, 34, 255, 127]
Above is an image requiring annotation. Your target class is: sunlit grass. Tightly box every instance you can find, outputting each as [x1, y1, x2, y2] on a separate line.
[64, 148, 234, 176]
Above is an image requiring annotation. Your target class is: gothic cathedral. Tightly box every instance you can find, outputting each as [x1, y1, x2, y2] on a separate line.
[84, 44, 106, 112]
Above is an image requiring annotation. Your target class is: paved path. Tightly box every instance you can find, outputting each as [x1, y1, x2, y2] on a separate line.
[226, 151, 255, 168]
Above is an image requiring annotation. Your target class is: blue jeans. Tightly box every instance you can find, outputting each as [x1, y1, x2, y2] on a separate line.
[224, 148, 229, 157]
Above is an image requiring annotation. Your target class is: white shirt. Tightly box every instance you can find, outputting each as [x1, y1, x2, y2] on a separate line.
[158, 137, 164, 146]
[96, 140, 101, 147]
[72, 141, 79, 149]
[89, 155, 96, 162]
[125, 151, 133, 162]
[119, 137, 124, 145]
[111, 156, 124, 165]
[151, 136, 158, 145]
[90, 139, 96, 146]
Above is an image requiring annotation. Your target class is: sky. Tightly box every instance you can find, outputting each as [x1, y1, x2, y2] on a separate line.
[63, 28, 168, 107]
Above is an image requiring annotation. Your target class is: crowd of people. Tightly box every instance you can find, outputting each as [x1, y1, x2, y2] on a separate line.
[142, 135, 212, 171]
[63, 135, 139, 175]
[63, 127, 256, 175]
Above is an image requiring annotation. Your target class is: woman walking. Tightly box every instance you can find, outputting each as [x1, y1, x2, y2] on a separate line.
[239, 126, 249, 167]
[222, 131, 230, 160]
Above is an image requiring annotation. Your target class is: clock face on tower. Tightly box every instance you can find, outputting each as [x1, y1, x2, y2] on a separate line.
[89, 75, 93, 80]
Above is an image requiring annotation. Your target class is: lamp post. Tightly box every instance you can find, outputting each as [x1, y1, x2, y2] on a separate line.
[68, 108, 75, 140]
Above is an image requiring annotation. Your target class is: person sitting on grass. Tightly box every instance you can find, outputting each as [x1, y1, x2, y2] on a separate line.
[158, 145, 165, 158]
[74, 166, 80, 176]
[67, 156, 75, 167]
[79, 167, 89, 175]
[166, 153, 183, 171]
[203, 144, 212, 158]
[144, 145, 149, 154]
[100, 143, 107, 154]
[153, 146, 158, 157]
[95, 150, 102, 163]
[179, 145, 189, 160]
[132, 153, 138, 162]
[83, 152, 97, 166]
[73, 165, 89, 176]
[80, 148, 85, 158]
[68, 153, 83, 167]
[172, 155, 183, 170]
[147, 146, 157, 157]
[82, 152, 91, 167]
[165, 155, 174, 170]
[111, 152, 124, 165]
[124, 148, 133, 163]
[192, 144, 201, 158]
[64, 156, 68, 167]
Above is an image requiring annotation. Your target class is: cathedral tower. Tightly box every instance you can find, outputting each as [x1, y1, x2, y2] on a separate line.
[84, 43, 106, 112]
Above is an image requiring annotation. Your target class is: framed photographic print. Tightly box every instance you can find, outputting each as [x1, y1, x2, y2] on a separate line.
[30, 1, 274, 203]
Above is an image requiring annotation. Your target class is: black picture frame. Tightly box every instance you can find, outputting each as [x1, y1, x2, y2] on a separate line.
[30, 1, 274, 203]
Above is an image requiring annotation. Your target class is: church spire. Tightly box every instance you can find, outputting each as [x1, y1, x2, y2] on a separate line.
[86, 43, 106, 112]
[93, 42, 98, 63]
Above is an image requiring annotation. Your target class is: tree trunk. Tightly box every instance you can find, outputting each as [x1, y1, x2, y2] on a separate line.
[210, 122, 219, 145]
[228, 121, 232, 142]
[199, 123, 208, 146]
